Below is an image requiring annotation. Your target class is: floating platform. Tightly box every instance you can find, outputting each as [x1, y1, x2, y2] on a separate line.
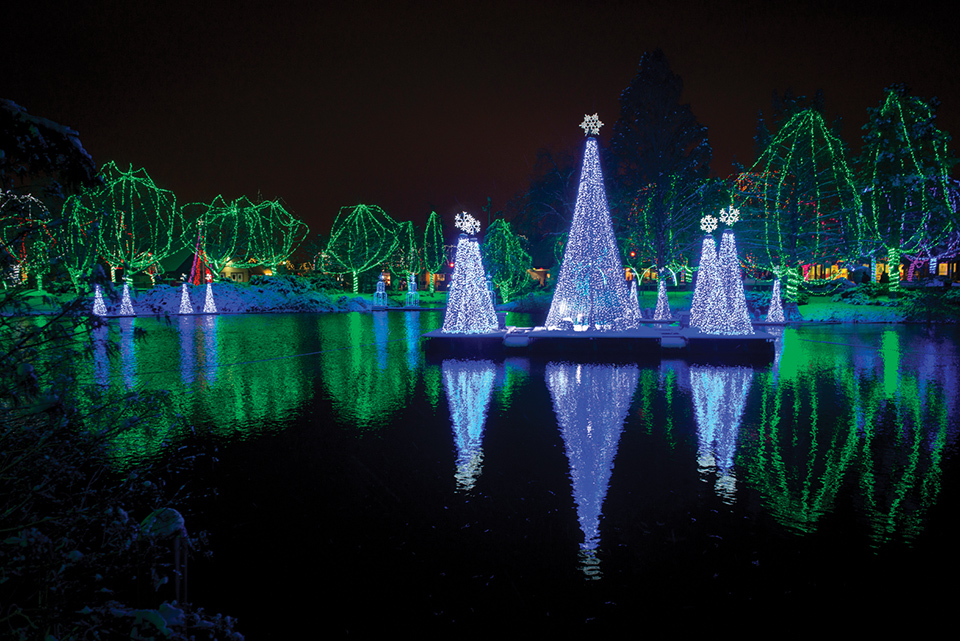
[424, 324, 776, 363]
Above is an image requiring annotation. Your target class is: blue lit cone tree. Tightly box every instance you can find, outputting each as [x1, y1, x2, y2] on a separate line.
[442, 213, 498, 333]
[545, 115, 632, 330]
[694, 210, 753, 335]
[690, 217, 719, 330]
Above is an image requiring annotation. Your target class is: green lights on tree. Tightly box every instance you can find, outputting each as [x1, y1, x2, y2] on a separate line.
[736, 109, 862, 302]
[241, 198, 309, 274]
[423, 211, 445, 294]
[861, 85, 955, 292]
[325, 204, 400, 293]
[67, 162, 185, 284]
[481, 218, 531, 304]
[0, 190, 56, 290]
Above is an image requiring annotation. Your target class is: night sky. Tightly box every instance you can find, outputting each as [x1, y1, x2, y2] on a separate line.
[5, 1, 958, 236]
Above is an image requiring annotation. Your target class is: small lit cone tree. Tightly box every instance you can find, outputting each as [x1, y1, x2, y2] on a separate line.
[0, 191, 57, 290]
[481, 218, 531, 304]
[689, 216, 719, 330]
[83, 162, 185, 286]
[442, 213, 498, 334]
[653, 278, 671, 321]
[861, 86, 956, 292]
[546, 116, 632, 330]
[623, 272, 642, 325]
[242, 198, 309, 275]
[326, 204, 400, 293]
[736, 109, 862, 303]
[700, 214, 753, 335]
[766, 278, 785, 323]
[423, 211, 445, 294]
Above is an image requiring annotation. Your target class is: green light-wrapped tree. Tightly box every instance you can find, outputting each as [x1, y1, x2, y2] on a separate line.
[241, 198, 309, 275]
[326, 204, 400, 293]
[735, 109, 862, 302]
[70, 162, 185, 285]
[481, 218, 531, 304]
[388, 220, 423, 282]
[860, 85, 955, 291]
[0, 191, 57, 290]
[423, 210, 445, 293]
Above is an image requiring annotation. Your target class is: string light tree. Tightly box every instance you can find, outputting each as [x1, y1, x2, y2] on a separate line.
[701, 206, 753, 335]
[545, 115, 634, 331]
[766, 278, 785, 323]
[689, 214, 720, 329]
[440, 212, 498, 334]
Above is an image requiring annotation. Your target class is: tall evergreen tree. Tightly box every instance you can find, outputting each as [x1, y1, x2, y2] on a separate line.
[610, 49, 712, 278]
[423, 210, 445, 293]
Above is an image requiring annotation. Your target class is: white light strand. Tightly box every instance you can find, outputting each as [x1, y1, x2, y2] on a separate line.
[442, 236, 498, 333]
[545, 137, 632, 330]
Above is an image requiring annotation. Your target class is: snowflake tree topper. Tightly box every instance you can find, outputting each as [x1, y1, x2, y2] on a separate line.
[719, 206, 740, 226]
[455, 211, 481, 235]
[700, 214, 718, 234]
[580, 113, 603, 136]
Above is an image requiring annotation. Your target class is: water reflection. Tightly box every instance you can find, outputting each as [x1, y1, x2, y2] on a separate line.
[689, 365, 753, 503]
[546, 361, 639, 579]
[442, 359, 497, 492]
[119, 317, 136, 389]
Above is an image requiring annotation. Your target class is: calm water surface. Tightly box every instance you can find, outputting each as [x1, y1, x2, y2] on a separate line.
[84, 312, 960, 634]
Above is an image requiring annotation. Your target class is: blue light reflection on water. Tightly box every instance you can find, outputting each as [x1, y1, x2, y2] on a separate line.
[72, 314, 960, 631]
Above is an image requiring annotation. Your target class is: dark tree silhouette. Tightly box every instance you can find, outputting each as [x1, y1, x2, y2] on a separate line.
[610, 49, 712, 278]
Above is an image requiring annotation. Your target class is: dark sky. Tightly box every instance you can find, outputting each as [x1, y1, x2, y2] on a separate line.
[5, 0, 958, 237]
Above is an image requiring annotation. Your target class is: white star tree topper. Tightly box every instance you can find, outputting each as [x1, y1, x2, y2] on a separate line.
[580, 113, 603, 136]
[700, 215, 718, 233]
[455, 211, 481, 235]
[719, 206, 740, 226]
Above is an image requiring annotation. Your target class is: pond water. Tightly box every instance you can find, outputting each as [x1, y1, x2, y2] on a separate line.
[83, 312, 960, 634]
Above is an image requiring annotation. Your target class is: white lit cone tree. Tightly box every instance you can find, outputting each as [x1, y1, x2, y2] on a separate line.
[653, 278, 671, 321]
[442, 213, 498, 334]
[690, 216, 719, 329]
[694, 209, 753, 335]
[766, 279, 785, 323]
[546, 115, 632, 330]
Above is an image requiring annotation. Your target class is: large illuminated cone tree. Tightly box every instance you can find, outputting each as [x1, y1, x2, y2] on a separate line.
[482, 218, 531, 303]
[690, 235, 718, 329]
[700, 229, 753, 335]
[73, 162, 185, 284]
[423, 211, 445, 294]
[326, 204, 400, 293]
[442, 234, 498, 333]
[653, 278, 671, 321]
[736, 109, 861, 302]
[861, 85, 956, 292]
[546, 130, 632, 330]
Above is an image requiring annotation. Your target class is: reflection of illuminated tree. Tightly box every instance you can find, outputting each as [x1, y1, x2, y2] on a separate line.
[442, 359, 496, 492]
[689, 365, 753, 502]
[546, 361, 639, 577]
